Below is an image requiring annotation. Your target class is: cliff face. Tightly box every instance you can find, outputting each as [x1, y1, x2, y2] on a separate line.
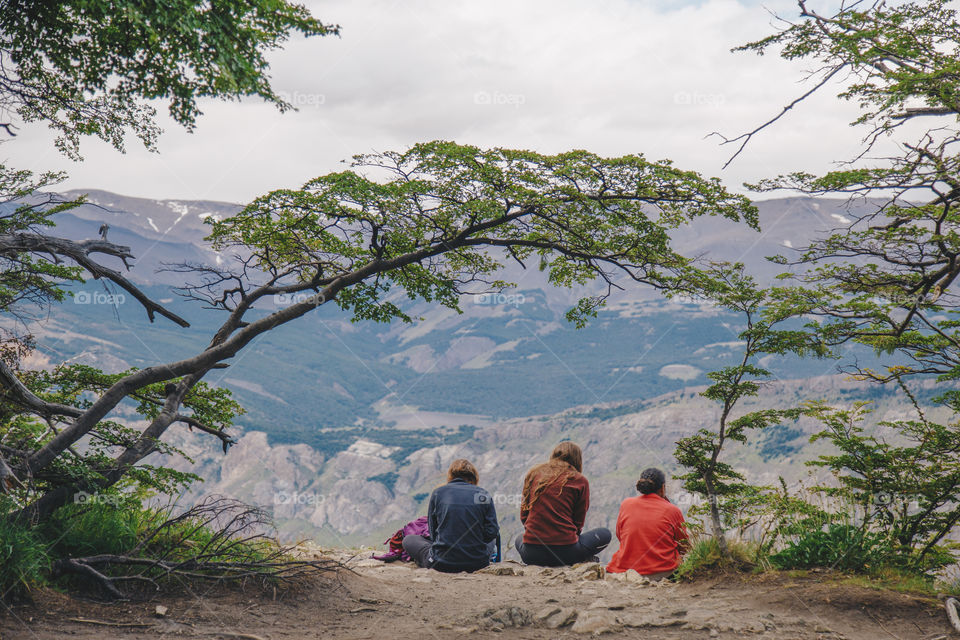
[156, 373, 930, 547]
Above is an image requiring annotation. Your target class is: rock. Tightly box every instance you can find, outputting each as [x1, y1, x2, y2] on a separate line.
[575, 563, 605, 581]
[348, 607, 378, 614]
[622, 570, 651, 585]
[476, 607, 533, 629]
[411, 576, 433, 583]
[571, 611, 622, 635]
[620, 611, 686, 629]
[543, 608, 579, 629]
[535, 606, 562, 622]
[154, 605, 168, 618]
[477, 565, 524, 576]
[447, 625, 478, 634]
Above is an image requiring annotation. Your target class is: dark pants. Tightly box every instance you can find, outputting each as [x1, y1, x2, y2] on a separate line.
[514, 527, 612, 566]
[402, 534, 489, 573]
[402, 534, 433, 568]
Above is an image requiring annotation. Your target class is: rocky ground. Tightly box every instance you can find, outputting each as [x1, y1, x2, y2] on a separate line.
[2, 549, 957, 639]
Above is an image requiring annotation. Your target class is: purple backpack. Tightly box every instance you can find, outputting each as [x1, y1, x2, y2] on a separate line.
[372, 516, 430, 562]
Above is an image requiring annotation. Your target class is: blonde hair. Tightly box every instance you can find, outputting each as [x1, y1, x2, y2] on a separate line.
[447, 458, 479, 485]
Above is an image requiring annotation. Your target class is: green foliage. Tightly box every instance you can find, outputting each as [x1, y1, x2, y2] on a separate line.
[805, 402, 960, 572]
[41, 492, 151, 560]
[769, 524, 895, 572]
[0, 167, 87, 316]
[0, 495, 291, 599]
[738, 0, 960, 421]
[674, 262, 827, 549]
[722, 0, 960, 581]
[674, 536, 762, 581]
[1, 362, 242, 508]
[0, 0, 337, 157]
[207, 141, 758, 328]
[0, 498, 49, 599]
[738, 0, 960, 134]
[749, 479, 835, 555]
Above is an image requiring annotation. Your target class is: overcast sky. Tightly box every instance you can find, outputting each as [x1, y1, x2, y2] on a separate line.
[11, 0, 873, 205]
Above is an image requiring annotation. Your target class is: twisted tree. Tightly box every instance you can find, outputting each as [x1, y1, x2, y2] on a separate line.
[721, 0, 960, 569]
[0, 0, 339, 520]
[3, 141, 756, 523]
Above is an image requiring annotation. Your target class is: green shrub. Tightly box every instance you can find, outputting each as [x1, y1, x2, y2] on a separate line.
[3, 494, 304, 599]
[675, 537, 764, 580]
[770, 524, 895, 571]
[0, 510, 50, 599]
[41, 493, 156, 560]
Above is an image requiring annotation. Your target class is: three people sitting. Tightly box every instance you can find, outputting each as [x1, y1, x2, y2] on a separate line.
[402, 446, 688, 576]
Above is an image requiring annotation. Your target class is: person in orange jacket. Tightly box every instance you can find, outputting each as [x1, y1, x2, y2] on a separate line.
[606, 468, 690, 579]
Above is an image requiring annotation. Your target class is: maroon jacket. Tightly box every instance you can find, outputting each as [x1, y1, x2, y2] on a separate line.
[520, 469, 590, 546]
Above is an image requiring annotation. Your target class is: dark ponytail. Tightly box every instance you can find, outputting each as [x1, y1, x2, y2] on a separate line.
[635, 468, 665, 495]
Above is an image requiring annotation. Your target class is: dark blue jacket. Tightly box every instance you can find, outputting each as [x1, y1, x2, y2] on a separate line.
[427, 479, 499, 572]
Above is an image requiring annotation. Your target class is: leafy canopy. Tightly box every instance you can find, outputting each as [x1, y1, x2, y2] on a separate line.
[206, 141, 758, 328]
[0, 0, 338, 156]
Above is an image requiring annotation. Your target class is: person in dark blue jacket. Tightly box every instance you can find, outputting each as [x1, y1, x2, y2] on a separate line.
[402, 458, 499, 573]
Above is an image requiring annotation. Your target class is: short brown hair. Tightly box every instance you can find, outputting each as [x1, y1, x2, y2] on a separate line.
[550, 442, 583, 473]
[447, 458, 479, 484]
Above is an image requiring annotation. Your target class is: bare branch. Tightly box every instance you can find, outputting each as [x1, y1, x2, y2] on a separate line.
[710, 65, 844, 169]
[0, 232, 189, 327]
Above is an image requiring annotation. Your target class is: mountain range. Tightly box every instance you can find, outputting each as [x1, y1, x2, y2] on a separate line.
[12, 189, 923, 546]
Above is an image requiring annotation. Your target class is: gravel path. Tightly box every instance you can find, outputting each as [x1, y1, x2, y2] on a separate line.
[2, 551, 955, 639]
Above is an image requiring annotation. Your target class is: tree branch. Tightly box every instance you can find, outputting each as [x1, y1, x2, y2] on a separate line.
[0, 232, 189, 327]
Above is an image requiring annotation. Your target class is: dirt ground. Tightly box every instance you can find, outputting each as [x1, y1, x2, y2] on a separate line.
[2, 552, 957, 640]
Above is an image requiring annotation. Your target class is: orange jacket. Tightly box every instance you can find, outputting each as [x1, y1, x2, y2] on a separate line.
[606, 494, 688, 574]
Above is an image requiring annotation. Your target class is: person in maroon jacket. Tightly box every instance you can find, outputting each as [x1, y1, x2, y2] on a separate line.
[514, 442, 611, 566]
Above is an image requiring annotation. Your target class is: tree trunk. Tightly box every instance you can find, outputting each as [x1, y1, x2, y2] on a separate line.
[703, 475, 729, 559]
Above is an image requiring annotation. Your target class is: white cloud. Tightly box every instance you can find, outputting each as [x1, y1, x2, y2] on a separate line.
[6, 0, 886, 204]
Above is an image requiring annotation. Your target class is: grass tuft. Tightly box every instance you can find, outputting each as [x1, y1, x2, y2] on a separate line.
[674, 537, 765, 581]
